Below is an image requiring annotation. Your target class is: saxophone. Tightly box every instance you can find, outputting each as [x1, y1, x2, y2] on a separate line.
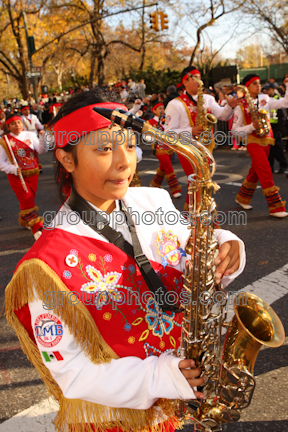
[93, 107, 285, 432]
[191, 76, 217, 142]
[237, 85, 270, 137]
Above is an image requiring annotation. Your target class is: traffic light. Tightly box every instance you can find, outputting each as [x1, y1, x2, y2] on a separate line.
[160, 12, 169, 30]
[150, 11, 159, 32]
[28, 36, 35, 56]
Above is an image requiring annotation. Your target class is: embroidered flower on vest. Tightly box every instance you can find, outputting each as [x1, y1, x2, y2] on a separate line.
[145, 297, 175, 337]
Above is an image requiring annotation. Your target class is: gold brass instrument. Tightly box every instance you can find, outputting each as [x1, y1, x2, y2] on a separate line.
[237, 85, 270, 137]
[190, 75, 217, 142]
[93, 107, 285, 432]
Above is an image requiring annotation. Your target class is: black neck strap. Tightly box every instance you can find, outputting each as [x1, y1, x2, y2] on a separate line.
[186, 91, 198, 106]
[68, 187, 181, 313]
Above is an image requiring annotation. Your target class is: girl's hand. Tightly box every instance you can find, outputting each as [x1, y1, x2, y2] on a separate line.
[17, 167, 22, 176]
[178, 359, 205, 399]
[215, 240, 240, 284]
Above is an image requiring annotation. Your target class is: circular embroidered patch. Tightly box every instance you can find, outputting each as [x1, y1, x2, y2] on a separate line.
[65, 254, 78, 267]
[34, 313, 63, 348]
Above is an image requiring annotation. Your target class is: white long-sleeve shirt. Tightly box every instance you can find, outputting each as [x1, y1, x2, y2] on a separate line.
[164, 91, 233, 138]
[0, 131, 47, 175]
[28, 187, 246, 415]
[232, 83, 288, 134]
[21, 113, 44, 133]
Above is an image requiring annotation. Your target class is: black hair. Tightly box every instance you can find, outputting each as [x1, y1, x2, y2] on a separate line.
[181, 66, 198, 82]
[5, 112, 21, 122]
[51, 86, 120, 203]
[242, 74, 260, 86]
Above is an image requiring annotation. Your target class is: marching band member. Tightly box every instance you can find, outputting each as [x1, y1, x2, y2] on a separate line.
[233, 74, 288, 218]
[0, 113, 47, 239]
[149, 102, 182, 198]
[21, 105, 44, 135]
[165, 66, 241, 210]
[5, 88, 245, 432]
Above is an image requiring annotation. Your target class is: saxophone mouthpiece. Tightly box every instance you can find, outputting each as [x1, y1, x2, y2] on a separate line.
[93, 107, 145, 133]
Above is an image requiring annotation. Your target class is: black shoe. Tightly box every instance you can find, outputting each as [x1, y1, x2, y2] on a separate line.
[278, 168, 287, 174]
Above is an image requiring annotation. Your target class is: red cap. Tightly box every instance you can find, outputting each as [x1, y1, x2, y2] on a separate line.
[21, 105, 30, 112]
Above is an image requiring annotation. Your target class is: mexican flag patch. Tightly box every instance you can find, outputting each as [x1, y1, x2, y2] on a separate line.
[42, 351, 63, 362]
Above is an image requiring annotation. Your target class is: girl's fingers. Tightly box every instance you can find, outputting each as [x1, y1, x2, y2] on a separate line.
[187, 376, 206, 387]
[194, 391, 205, 399]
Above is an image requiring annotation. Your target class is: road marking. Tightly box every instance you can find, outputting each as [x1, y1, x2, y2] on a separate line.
[0, 248, 30, 257]
[226, 181, 261, 188]
[226, 262, 288, 322]
[0, 345, 21, 353]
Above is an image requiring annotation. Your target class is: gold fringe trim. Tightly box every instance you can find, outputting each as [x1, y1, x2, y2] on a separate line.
[262, 185, 280, 196]
[22, 168, 40, 178]
[27, 216, 43, 228]
[19, 206, 39, 217]
[5, 259, 183, 432]
[150, 180, 162, 188]
[247, 136, 275, 146]
[54, 398, 182, 432]
[235, 193, 251, 205]
[269, 200, 286, 212]
[242, 179, 258, 190]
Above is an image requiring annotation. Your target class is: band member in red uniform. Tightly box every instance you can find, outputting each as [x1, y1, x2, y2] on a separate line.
[0, 113, 47, 238]
[21, 105, 44, 134]
[233, 74, 288, 218]
[5, 88, 245, 432]
[149, 102, 181, 198]
[165, 66, 240, 210]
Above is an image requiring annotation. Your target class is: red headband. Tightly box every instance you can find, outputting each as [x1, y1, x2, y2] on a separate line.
[245, 76, 260, 87]
[21, 106, 29, 112]
[49, 103, 62, 114]
[152, 103, 164, 112]
[6, 115, 22, 126]
[182, 69, 201, 83]
[54, 102, 128, 148]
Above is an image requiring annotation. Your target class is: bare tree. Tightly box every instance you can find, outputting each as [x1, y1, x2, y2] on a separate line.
[177, 0, 245, 66]
[0, 0, 44, 98]
[239, 0, 288, 54]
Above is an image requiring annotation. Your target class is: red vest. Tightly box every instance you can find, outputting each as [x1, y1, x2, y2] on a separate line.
[177, 93, 213, 127]
[2, 134, 39, 176]
[15, 228, 184, 360]
[240, 98, 275, 146]
[148, 118, 170, 150]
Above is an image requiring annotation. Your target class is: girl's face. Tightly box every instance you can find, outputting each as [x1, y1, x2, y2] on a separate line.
[8, 119, 23, 135]
[56, 125, 137, 212]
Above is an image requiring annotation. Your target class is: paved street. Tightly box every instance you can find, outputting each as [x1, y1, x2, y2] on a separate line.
[0, 146, 288, 432]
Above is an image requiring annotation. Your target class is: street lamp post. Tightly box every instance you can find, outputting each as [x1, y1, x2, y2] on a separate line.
[22, 11, 38, 104]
